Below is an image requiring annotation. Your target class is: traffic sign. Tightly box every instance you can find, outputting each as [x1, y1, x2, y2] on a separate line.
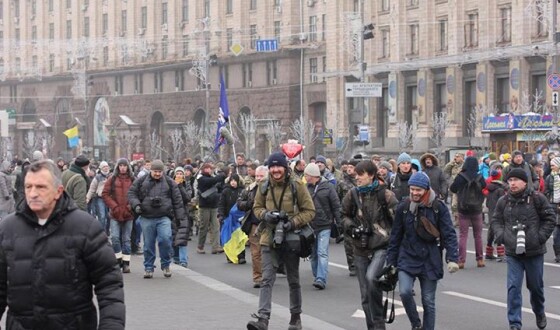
[547, 73, 560, 90]
[345, 83, 382, 98]
[322, 128, 333, 145]
[256, 39, 278, 52]
[230, 43, 244, 56]
[553, 91, 559, 106]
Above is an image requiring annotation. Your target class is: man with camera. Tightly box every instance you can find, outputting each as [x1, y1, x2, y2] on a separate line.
[492, 168, 556, 330]
[246, 152, 315, 330]
[128, 159, 186, 279]
[386, 171, 459, 330]
[341, 160, 398, 330]
[337, 158, 359, 276]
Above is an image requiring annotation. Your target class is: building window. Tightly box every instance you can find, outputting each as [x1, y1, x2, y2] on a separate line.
[182, 0, 188, 21]
[378, 87, 389, 138]
[67, 57, 72, 70]
[175, 70, 184, 91]
[31, 26, 37, 42]
[115, 75, 123, 95]
[84, 17, 90, 37]
[438, 18, 448, 51]
[0, 31, 3, 51]
[274, 21, 281, 41]
[322, 56, 327, 82]
[406, 85, 418, 125]
[464, 80, 476, 136]
[409, 24, 419, 55]
[182, 36, 189, 57]
[154, 72, 163, 93]
[250, 0, 257, 10]
[465, 12, 478, 48]
[496, 77, 510, 114]
[381, 0, 390, 12]
[32, 56, 38, 70]
[499, 6, 511, 43]
[322, 14, 326, 41]
[48, 0, 53, 12]
[141, 7, 147, 29]
[162, 2, 168, 24]
[204, 0, 210, 17]
[66, 20, 72, 39]
[309, 16, 317, 42]
[66, 0, 71, 9]
[226, 28, 233, 50]
[381, 29, 390, 58]
[435, 83, 447, 115]
[103, 46, 108, 66]
[226, 0, 232, 14]
[49, 54, 54, 72]
[103, 14, 108, 35]
[13, 0, 19, 17]
[535, 1, 547, 37]
[49, 23, 54, 40]
[531, 74, 546, 109]
[135, 74, 143, 94]
[407, 0, 419, 7]
[310, 58, 318, 83]
[243, 64, 253, 87]
[162, 36, 168, 59]
[122, 10, 127, 33]
[353, 0, 359, 12]
[250, 24, 257, 49]
[14, 28, 19, 46]
[31, 0, 36, 16]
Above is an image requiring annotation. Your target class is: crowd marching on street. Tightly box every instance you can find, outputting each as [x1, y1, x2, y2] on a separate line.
[0, 147, 558, 330]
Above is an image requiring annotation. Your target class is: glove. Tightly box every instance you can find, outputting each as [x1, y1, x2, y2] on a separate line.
[388, 265, 397, 275]
[134, 205, 143, 215]
[4, 196, 10, 201]
[447, 262, 459, 274]
[264, 211, 280, 224]
[282, 220, 294, 231]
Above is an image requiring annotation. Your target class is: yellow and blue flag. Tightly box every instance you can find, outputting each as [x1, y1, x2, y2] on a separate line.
[63, 126, 79, 149]
[220, 204, 248, 263]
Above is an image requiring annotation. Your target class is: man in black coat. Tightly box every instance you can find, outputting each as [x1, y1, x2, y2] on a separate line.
[0, 160, 125, 330]
[196, 162, 226, 254]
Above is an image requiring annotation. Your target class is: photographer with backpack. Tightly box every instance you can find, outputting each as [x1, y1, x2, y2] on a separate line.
[450, 156, 486, 269]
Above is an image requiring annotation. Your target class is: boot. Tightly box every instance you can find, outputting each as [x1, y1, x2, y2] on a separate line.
[554, 245, 560, 263]
[496, 245, 506, 262]
[247, 315, 269, 330]
[477, 259, 485, 268]
[122, 261, 130, 273]
[116, 258, 123, 269]
[288, 313, 302, 330]
[485, 245, 496, 260]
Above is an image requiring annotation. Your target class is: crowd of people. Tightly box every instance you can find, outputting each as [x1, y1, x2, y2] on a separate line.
[0, 147, 557, 330]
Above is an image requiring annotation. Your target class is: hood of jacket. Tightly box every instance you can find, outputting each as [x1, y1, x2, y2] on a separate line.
[420, 153, 439, 167]
[462, 156, 479, 177]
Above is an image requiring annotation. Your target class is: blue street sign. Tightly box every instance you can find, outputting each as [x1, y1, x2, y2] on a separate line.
[256, 39, 278, 52]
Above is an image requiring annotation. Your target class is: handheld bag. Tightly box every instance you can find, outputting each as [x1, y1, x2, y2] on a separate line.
[284, 224, 316, 258]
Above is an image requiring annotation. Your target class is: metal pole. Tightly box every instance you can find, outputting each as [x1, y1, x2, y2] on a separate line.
[553, 0, 559, 150]
[359, 0, 366, 153]
[299, 0, 305, 159]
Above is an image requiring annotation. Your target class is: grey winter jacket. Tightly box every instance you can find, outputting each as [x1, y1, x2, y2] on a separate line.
[127, 174, 186, 221]
[307, 178, 342, 232]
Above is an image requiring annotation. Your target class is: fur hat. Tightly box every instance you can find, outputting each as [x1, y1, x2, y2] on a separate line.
[408, 172, 430, 190]
[304, 163, 321, 177]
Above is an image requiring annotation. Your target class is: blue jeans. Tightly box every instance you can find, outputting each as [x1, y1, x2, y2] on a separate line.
[173, 246, 188, 264]
[310, 229, 331, 285]
[506, 254, 545, 328]
[398, 270, 438, 330]
[94, 197, 109, 234]
[110, 220, 133, 256]
[355, 250, 387, 330]
[553, 225, 560, 246]
[139, 216, 173, 271]
[134, 217, 143, 246]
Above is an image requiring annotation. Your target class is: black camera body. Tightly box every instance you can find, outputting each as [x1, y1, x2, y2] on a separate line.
[151, 196, 162, 208]
[352, 225, 372, 248]
[272, 211, 289, 247]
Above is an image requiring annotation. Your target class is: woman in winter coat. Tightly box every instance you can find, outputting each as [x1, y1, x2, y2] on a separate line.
[173, 167, 193, 268]
[483, 161, 507, 260]
[544, 157, 560, 263]
[86, 161, 111, 234]
[218, 174, 245, 263]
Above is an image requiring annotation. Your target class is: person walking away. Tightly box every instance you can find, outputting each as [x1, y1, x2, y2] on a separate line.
[246, 152, 315, 330]
[237, 166, 269, 288]
[0, 160, 125, 329]
[127, 159, 187, 279]
[342, 160, 397, 329]
[450, 156, 486, 268]
[102, 158, 135, 273]
[492, 168, 556, 330]
[61, 155, 91, 211]
[544, 156, 560, 263]
[172, 166, 193, 268]
[0, 160, 15, 220]
[219, 174, 245, 263]
[483, 161, 507, 261]
[86, 161, 111, 234]
[386, 172, 459, 330]
[304, 163, 341, 290]
[444, 152, 465, 227]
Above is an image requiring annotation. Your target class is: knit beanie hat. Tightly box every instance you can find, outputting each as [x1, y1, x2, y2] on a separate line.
[379, 161, 392, 172]
[74, 155, 90, 167]
[267, 152, 288, 168]
[99, 161, 109, 169]
[32, 150, 44, 161]
[304, 163, 321, 177]
[174, 166, 185, 175]
[488, 152, 497, 161]
[185, 165, 194, 173]
[506, 168, 528, 183]
[408, 172, 430, 190]
[397, 152, 412, 165]
[315, 155, 327, 164]
[151, 159, 165, 171]
[117, 158, 129, 166]
[551, 157, 560, 169]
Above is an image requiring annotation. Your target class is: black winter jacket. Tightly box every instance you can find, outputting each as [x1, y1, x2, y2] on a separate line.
[391, 171, 412, 201]
[237, 183, 259, 226]
[197, 173, 226, 208]
[486, 180, 507, 220]
[449, 172, 486, 215]
[0, 192, 125, 330]
[492, 188, 556, 257]
[127, 174, 186, 221]
[308, 178, 342, 232]
[218, 185, 244, 219]
[173, 181, 193, 247]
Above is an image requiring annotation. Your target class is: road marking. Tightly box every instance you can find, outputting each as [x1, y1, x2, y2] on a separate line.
[329, 261, 349, 270]
[443, 291, 560, 320]
[466, 250, 560, 268]
[352, 299, 423, 318]
[550, 286, 560, 290]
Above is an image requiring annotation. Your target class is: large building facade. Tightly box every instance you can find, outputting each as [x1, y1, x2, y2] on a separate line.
[0, 0, 556, 161]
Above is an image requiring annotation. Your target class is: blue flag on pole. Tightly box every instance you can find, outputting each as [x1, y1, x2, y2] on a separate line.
[214, 74, 230, 152]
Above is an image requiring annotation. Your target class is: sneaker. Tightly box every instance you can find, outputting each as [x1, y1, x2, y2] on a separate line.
[349, 269, 356, 277]
[143, 270, 153, 279]
[196, 247, 206, 254]
[180, 263, 188, 268]
[477, 260, 485, 268]
[458, 262, 465, 269]
[485, 254, 497, 260]
[163, 267, 172, 278]
[212, 247, 224, 254]
[536, 314, 547, 329]
[313, 280, 326, 290]
[509, 326, 521, 330]
[238, 258, 247, 264]
[412, 326, 423, 330]
[253, 282, 262, 288]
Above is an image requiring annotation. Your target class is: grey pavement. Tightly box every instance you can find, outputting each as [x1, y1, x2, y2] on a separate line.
[124, 255, 345, 330]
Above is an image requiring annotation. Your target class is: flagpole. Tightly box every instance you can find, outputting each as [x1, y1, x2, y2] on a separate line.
[228, 119, 238, 174]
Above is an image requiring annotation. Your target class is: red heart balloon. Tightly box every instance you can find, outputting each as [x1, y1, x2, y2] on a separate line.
[281, 143, 303, 159]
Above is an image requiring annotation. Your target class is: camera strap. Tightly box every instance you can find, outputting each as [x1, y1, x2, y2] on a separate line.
[271, 183, 289, 212]
[383, 289, 396, 324]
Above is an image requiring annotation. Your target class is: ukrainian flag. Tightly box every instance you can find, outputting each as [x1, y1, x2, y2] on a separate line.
[220, 204, 248, 264]
[63, 126, 79, 149]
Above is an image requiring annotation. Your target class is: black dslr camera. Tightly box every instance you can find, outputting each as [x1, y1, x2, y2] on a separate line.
[272, 211, 289, 247]
[351, 225, 372, 248]
[150, 196, 162, 208]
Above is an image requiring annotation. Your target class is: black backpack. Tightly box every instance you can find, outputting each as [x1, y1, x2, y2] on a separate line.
[457, 173, 484, 212]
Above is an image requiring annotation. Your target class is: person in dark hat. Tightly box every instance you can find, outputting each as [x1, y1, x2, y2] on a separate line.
[336, 158, 359, 276]
[61, 155, 91, 211]
[502, 150, 539, 190]
[492, 167, 556, 330]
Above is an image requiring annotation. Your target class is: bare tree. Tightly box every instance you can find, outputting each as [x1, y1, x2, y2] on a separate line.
[289, 118, 318, 156]
[397, 121, 414, 151]
[148, 130, 163, 160]
[116, 131, 140, 160]
[198, 122, 218, 157]
[0, 137, 13, 161]
[517, 90, 546, 153]
[168, 128, 186, 162]
[431, 112, 449, 162]
[236, 113, 257, 160]
[22, 132, 43, 159]
[182, 122, 200, 158]
[266, 121, 283, 154]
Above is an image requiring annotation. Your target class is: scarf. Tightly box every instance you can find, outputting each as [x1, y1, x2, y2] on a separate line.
[552, 171, 560, 203]
[357, 179, 379, 194]
[409, 189, 437, 215]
